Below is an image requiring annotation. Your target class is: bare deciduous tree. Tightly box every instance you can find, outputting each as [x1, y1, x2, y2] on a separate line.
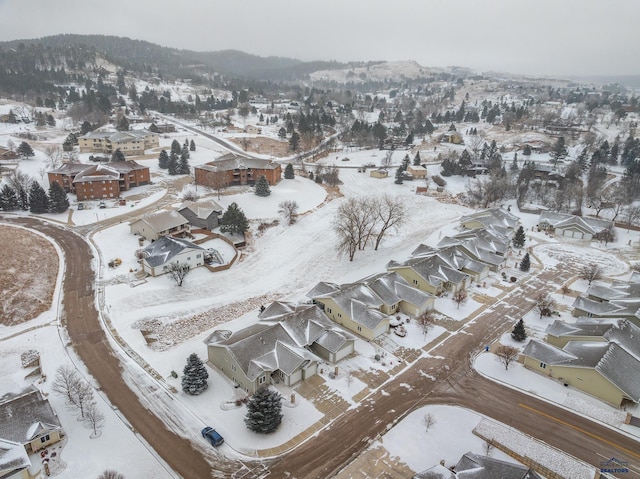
[417, 310, 437, 338]
[52, 365, 81, 404]
[97, 470, 125, 479]
[168, 262, 191, 287]
[381, 150, 393, 171]
[495, 345, 519, 370]
[71, 380, 94, 419]
[534, 292, 556, 319]
[452, 288, 468, 309]
[84, 401, 105, 438]
[373, 195, 407, 250]
[278, 200, 300, 225]
[45, 144, 64, 168]
[582, 263, 603, 285]
[423, 412, 436, 432]
[332, 197, 376, 261]
[180, 185, 198, 202]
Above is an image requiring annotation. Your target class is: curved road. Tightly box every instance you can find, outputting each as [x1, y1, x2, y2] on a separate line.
[5, 215, 639, 479]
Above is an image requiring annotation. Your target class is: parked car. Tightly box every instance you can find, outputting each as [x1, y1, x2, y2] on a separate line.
[201, 427, 224, 447]
[98, 201, 106, 209]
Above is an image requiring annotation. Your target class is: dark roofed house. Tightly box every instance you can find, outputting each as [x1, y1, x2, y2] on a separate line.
[194, 152, 282, 188]
[177, 200, 223, 231]
[414, 451, 542, 479]
[140, 236, 208, 276]
[0, 386, 64, 454]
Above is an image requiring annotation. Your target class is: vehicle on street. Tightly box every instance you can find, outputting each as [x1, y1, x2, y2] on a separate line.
[201, 427, 224, 447]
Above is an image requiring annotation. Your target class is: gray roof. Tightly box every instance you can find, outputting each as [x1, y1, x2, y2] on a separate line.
[460, 207, 519, 230]
[389, 254, 468, 289]
[131, 209, 189, 234]
[178, 200, 223, 219]
[196, 152, 281, 173]
[455, 451, 543, 479]
[80, 129, 156, 142]
[572, 296, 640, 318]
[0, 438, 30, 474]
[72, 163, 120, 183]
[362, 272, 433, 308]
[545, 317, 619, 338]
[306, 281, 340, 299]
[142, 236, 206, 267]
[205, 304, 355, 380]
[538, 211, 613, 234]
[0, 387, 62, 445]
[414, 465, 456, 479]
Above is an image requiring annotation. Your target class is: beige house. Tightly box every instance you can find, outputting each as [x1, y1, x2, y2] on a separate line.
[522, 319, 640, 406]
[460, 207, 519, 232]
[205, 303, 355, 393]
[130, 210, 190, 241]
[370, 169, 389, 179]
[407, 165, 427, 179]
[0, 387, 65, 455]
[0, 438, 30, 479]
[140, 236, 208, 276]
[78, 129, 159, 156]
[386, 254, 470, 296]
[538, 211, 613, 241]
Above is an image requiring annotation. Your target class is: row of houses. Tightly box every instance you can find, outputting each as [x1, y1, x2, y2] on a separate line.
[0, 387, 64, 479]
[203, 208, 519, 393]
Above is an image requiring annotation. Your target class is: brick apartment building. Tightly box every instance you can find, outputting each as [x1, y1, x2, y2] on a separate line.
[194, 152, 282, 188]
[48, 161, 150, 200]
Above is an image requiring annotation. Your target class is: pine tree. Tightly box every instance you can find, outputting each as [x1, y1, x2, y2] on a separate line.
[511, 319, 527, 342]
[284, 163, 295, 179]
[0, 185, 19, 211]
[111, 148, 125, 162]
[171, 139, 182, 155]
[181, 143, 190, 160]
[190, 139, 196, 151]
[158, 149, 169, 169]
[255, 175, 271, 197]
[519, 252, 531, 272]
[289, 131, 300, 152]
[220, 202, 249, 235]
[28, 182, 49, 214]
[513, 225, 526, 248]
[48, 181, 70, 213]
[17, 141, 34, 158]
[244, 387, 283, 434]
[550, 136, 568, 167]
[413, 151, 421, 166]
[168, 151, 179, 175]
[394, 167, 404, 184]
[178, 150, 190, 174]
[181, 353, 209, 395]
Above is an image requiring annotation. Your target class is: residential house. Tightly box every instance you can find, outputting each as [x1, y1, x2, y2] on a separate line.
[0, 438, 30, 479]
[205, 303, 355, 393]
[415, 452, 543, 479]
[522, 319, 640, 406]
[369, 169, 389, 179]
[48, 161, 150, 200]
[386, 254, 470, 297]
[413, 244, 492, 281]
[460, 207, 519, 232]
[78, 129, 159, 156]
[359, 272, 435, 317]
[130, 210, 190, 241]
[407, 165, 427, 179]
[177, 200, 223, 231]
[139, 236, 208, 276]
[438, 131, 464, 144]
[0, 147, 19, 161]
[0, 387, 64, 454]
[571, 296, 640, 327]
[436, 231, 509, 273]
[194, 152, 282, 188]
[244, 125, 262, 134]
[538, 211, 613, 241]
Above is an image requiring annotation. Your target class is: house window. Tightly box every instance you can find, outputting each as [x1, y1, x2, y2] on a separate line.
[357, 326, 362, 332]
[412, 279, 418, 285]
[338, 313, 342, 318]
[258, 376, 266, 384]
[231, 364, 236, 372]
[327, 308, 332, 314]
[539, 362, 546, 369]
[40, 434, 50, 443]
[196, 254, 201, 258]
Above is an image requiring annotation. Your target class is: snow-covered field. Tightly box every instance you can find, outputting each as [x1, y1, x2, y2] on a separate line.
[2, 99, 640, 477]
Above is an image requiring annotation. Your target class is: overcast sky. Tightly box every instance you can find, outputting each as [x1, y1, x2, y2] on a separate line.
[0, 0, 638, 77]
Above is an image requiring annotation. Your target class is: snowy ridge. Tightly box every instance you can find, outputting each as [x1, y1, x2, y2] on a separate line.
[474, 418, 596, 479]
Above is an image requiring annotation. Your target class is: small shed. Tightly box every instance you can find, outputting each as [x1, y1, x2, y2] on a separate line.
[407, 165, 427, 179]
[370, 169, 389, 179]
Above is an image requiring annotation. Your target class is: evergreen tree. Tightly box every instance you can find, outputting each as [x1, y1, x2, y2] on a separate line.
[511, 319, 527, 342]
[510, 153, 519, 171]
[171, 139, 182, 155]
[220, 202, 249, 235]
[519, 252, 531, 272]
[289, 131, 300, 152]
[522, 144, 532, 156]
[513, 225, 526, 248]
[117, 116, 129, 131]
[394, 167, 404, 184]
[255, 175, 271, 197]
[181, 353, 209, 395]
[401, 154, 410, 171]
[244, 387, 283, 434]
[168, 151, 179, 175]
[0, 185, 19, 211]
[158, 149, 169, 169]
[413, 151, 421, 166]
[48, 181, 70, 213]
[190, 139, 196, 151]
[111, 148, 125, 162]
[182, 142, 190, 159]
[28, 182, 49, 214]
[178, 154, 190, 175]
[284, 163, 295, 179]
[550, 136, 568, 167]
[17, 141, 34, 158]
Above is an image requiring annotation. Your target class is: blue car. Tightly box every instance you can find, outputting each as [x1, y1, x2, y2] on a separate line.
[201, 426, 224, 447]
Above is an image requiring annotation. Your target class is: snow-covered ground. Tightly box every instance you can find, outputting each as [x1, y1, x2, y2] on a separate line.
[3, 100, 640, 477]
